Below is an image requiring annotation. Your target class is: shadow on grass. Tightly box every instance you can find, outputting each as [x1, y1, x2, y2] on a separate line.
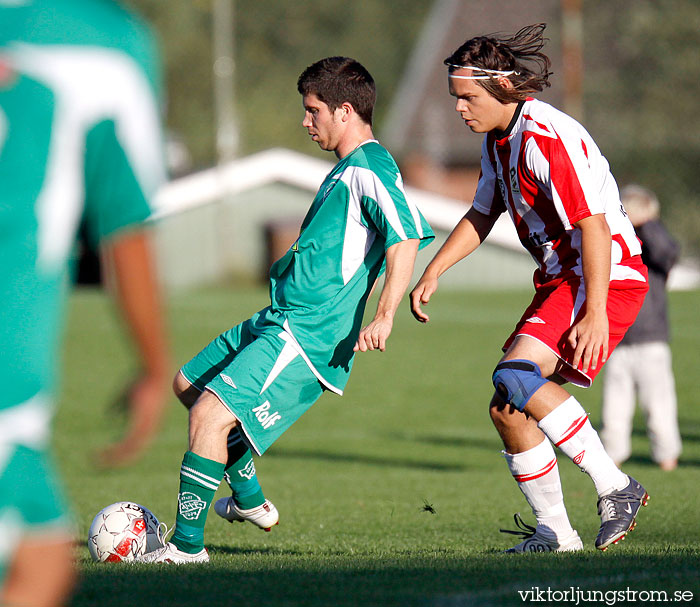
[71, 549, 700, 607]
[208, 544, 305, 557]
[623, 453, 700, 469]
[268, 447, 468, 472]
[384, 431, 502, 452]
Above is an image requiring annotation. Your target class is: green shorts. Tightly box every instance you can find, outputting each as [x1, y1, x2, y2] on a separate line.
[181, 318, 325, 455]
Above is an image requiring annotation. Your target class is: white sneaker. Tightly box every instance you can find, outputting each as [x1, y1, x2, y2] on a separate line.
[214, 497, 279, 531]
[136, 542, 209, 564]
[501, 514, 583, 553]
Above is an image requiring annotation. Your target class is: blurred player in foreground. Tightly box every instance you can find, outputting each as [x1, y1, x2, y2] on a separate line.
[410, 24, 649, 552]
[601, 185, 682, 471]
[138, 56, 434, 564]
[0, 0, 170, 604]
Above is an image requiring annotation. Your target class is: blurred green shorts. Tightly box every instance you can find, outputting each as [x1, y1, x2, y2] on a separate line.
[0, 443, 72, 581]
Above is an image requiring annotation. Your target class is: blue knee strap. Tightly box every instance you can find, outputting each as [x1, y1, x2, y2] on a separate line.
[492, 359, 548, 411]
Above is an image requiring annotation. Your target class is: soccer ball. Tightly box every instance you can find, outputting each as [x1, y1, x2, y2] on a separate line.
[87, 501, 163, 563]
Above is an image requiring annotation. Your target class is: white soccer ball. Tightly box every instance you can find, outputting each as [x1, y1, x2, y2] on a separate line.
[87, 501, 163, 563]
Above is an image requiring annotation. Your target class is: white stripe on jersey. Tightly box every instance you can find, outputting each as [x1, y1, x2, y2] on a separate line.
[0, 393, 52, 468]
[7, 43, 164, 271]
[340, 168, 376, 286]
[611, 264, 646, 283]
[339, 165, 409, 285]
[525, 140, 574, 229]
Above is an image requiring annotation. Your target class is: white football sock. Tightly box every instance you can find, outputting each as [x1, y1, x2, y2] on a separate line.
[538, 396, 628, 496]
[503, 437, 575, 540]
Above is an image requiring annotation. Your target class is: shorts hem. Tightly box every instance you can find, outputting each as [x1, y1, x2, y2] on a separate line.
[203, 386, 263, 456]
[281, 321, 343, 395]
[179, 368, 205, 393]
[513, 333, 592, 388]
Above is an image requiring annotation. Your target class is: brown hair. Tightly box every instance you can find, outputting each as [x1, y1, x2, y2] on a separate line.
[444, 23, 553, 104]
[297, 56, 376, 126]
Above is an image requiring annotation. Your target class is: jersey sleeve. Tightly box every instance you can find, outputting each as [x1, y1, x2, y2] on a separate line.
[82, 51, 166, 245]
[82, 120, 150, 244]
[353, 163, 434, 251]
[472, 136, 506, 216]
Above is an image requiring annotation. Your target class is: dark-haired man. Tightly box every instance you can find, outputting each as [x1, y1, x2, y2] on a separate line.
[140, 56, 433, 563]
[410, 25, 649, 553]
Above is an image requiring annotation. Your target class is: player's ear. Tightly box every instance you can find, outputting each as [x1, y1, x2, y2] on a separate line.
[497, 76, 514, 90]
[339, 101, 354, 122]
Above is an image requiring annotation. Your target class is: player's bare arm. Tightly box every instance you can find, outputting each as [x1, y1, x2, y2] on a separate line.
[354, 238, 420, 353]
[410, 206, 498, 322]
[567, 213, 611, 373]
[100, 228, 171, 467]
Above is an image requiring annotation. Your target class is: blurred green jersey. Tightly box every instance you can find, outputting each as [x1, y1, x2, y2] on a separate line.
[0, 0, 165, 415]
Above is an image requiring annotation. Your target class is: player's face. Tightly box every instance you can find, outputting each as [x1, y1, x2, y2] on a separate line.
[448, 71, 515, 133]
[302, 94, 343, 152]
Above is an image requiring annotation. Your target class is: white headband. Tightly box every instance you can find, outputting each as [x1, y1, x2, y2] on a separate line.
[447, 64, 519, 80]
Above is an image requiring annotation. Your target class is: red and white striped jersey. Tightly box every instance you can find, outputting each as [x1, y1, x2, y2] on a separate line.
[472, 98, 645, 288]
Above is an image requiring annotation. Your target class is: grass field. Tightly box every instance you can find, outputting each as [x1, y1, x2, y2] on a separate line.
[55, 286, 700, 607]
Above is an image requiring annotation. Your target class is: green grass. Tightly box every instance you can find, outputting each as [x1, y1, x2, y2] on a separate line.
[56, 287, 700, 606]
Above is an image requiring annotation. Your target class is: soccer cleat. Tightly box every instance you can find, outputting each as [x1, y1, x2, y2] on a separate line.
[500, 513, 583, 553]
[135, 542, 209, 564]
[595, 476, 649, 551]
[214, 497, 279, 531]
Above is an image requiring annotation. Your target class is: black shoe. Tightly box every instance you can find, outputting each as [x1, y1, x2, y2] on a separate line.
[595, 476, 649, 551]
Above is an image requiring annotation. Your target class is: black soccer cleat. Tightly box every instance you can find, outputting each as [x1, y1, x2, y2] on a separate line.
[595, 476, 649, 551]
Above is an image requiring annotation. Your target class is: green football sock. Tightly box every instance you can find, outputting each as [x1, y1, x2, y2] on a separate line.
[171, 451, 225, 554]
[224, 430, 265, 510]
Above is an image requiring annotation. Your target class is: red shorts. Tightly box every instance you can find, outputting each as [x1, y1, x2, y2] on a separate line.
[503, 263, 648, 388]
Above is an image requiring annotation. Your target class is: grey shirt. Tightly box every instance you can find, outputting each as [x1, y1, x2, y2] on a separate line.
[622, 220, 680, 344]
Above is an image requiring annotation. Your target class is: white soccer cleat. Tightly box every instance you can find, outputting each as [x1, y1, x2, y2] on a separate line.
[501, 513, 583, 553]
[135, 542, 209, 564]
[506, 529, 583, 553]
[214, 497, 279, 531]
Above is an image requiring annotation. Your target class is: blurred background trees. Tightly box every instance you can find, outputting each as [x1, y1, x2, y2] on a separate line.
[584, 0, 700, 257]
[125, 0, 699, 255]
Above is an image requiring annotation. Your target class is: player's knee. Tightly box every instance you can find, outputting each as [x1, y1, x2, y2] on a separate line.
[189, 391, 237, 435]
[489, 391, 510, 422]
[491, 359, 548, 412]
[173, 370, 200, 409]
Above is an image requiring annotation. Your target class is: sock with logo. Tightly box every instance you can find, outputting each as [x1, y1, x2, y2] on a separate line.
[223, 429, 265, 510]
[503, 437, 575, 540]
[537, 396, 628, 497]
[171, 450, 225, 554]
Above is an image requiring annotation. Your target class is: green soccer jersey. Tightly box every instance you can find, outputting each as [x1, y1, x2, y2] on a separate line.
[0, 0, 165, 415]
[265, 140, 434, 394]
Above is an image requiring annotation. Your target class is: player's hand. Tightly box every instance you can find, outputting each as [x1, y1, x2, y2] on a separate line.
[354, 316, 394, 352]
[567, 311, 609, 374]
[410, 275, 438, 323]
[97, 371, 169, 468]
